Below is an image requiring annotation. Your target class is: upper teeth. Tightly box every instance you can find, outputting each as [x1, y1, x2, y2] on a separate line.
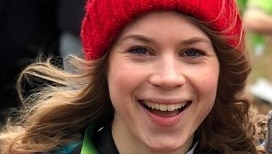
[144, 102, 186, 112]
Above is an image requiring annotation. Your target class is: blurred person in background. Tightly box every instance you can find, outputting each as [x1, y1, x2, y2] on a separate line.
[243, 0, 272, 104]
[243, 0, 272, 56]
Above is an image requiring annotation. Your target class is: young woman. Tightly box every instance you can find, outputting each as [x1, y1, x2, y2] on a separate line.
[0, 0, 257, 153]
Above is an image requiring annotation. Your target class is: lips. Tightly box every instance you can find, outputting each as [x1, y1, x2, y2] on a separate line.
[139, 100, 191, 117]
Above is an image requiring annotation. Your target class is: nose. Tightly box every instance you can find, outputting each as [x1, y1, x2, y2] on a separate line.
[149, 57, 186, 89]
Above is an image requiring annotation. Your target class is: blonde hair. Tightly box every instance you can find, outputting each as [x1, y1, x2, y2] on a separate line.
[0, 53, 112, 153]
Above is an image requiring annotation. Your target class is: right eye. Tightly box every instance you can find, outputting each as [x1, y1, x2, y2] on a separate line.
[128, 46, 149, 55]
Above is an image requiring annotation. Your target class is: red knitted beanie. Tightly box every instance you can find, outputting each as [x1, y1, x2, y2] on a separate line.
[81, 0, 243, 60]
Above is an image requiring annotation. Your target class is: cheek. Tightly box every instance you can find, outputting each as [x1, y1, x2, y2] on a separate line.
[193, 71, 219, 123]
[107, 71, 127, 112]
[201, 72, 219, 90]
[108, 65, 141, 94]
[107, 62, 143, 108]
[199, 70, 219, 102]
[190, 66, 219, 103]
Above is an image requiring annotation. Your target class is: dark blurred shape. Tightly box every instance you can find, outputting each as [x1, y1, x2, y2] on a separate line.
[0, 0, 60, 122]
[58, 0, 85, 36]
[58, 0, 86, 59]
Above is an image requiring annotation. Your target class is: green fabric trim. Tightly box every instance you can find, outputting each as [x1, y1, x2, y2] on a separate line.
[80, 125, 98, 154]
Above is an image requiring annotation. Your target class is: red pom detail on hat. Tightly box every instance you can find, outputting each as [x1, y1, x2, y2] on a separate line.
[81, 0, 243, 60]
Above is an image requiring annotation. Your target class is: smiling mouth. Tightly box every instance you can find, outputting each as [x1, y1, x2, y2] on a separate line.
[139, 100, 192, 117]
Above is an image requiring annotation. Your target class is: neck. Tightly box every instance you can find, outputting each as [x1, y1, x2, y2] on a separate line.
[112, 116, 194, 154]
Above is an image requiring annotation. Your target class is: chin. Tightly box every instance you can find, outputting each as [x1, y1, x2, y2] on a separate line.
[148, 141, 183, 153]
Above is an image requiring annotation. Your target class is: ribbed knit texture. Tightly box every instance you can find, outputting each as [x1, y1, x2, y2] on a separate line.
[81, 0, 243, 60]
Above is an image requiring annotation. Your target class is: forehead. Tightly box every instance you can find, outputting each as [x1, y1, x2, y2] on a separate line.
[122, 11, 196, 30]
[116, 11, 211, 42]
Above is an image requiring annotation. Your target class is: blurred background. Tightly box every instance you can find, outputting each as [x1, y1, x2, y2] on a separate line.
[238, 0, 272, 114]
[247, 36, 272, 114]
[0, 0, 86, 125]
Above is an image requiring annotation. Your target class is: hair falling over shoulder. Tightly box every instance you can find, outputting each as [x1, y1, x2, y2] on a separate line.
[0, 53, 112, 153]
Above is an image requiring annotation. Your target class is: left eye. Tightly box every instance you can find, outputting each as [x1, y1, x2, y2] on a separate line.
[183, 48, 203, 57]
[128, 46, 148, 55]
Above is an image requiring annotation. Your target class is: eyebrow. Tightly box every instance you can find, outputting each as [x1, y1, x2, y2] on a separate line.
[118, 34, 212, 46]
[117, 34, 154, 44]
[181, 37, 212, 46]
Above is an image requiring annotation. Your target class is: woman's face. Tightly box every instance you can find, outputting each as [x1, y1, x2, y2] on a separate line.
[108, 12, 219, 153]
